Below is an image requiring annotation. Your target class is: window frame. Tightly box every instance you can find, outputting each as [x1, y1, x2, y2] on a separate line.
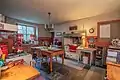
[17, 24, 35, 41]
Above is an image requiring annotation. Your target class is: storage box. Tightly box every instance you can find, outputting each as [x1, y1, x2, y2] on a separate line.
[83, 56, 88, 64]
[107, 51, 117, 58]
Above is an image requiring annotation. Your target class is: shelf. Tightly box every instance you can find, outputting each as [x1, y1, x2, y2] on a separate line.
[95, 46, 107, 67]
[96, 56, 102, 59]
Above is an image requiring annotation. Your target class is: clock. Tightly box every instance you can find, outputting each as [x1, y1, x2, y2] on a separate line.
[89, 28, 94, 33]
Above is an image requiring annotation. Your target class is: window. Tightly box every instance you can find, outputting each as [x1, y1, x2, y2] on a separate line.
[18, 24, 34, 41]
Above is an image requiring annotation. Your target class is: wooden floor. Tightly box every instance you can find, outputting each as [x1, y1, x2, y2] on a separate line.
[84, 66, 105, 80]
[35, 58, 105, 80]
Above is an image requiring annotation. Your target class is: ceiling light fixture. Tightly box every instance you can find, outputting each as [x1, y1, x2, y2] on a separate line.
[45, 12, 54, 32]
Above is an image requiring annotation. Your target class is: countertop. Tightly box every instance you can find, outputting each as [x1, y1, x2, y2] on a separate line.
[77, 47, 96, 52]
[107, 62, 120, 80]
[1, 64, 40, 80]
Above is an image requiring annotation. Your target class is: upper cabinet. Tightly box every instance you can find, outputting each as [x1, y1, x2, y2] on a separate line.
[0, 22, 18, 32]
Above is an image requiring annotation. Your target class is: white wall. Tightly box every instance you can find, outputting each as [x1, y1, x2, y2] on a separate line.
[54, 11, 120, 37]
[38, 24, 51, 37]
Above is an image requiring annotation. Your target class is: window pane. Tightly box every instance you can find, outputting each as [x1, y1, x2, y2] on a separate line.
[22, 26, 27, 34]
[26, 34, 30, 41]
[36, 27, 38, 40]
[18, 25, 35, 41]
[27, 27, 34, 34]
[18, 25, 27, 34]
[18, 30, 23, 33]
[23, 35, 27, 41]
[18, 25, 22, 29]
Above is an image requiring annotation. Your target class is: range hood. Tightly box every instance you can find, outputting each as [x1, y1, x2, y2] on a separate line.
[63, 31, 86, 37]
[63, 33, 81, 37]
[0, 22, 18, 32]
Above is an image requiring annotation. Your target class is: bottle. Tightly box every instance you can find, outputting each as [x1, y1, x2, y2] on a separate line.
[50, 43, 52, 49]
[2, 54, 6, 61]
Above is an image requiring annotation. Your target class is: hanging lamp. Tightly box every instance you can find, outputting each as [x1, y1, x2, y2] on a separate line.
[45, 12, 54, 31]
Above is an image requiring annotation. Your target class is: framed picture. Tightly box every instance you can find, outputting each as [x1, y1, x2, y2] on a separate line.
[100, 24, 110, 38]
[56, 32, 62, 36]
[69, 25, 77, 31]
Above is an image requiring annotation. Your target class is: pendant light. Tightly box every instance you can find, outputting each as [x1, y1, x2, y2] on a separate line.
[45, 12, 54, 31]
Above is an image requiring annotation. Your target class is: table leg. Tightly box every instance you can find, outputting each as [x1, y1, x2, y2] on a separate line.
[55, 56, 57, 62]
[36, 51, 39, 58]
[90, 52, 93, 66]
[62, 54, 64, 65]
[31, 49, 34, 58]
[50, 56, 53, 72]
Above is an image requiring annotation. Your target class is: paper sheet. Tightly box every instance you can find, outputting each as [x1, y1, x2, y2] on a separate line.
[100, 24, 110, 38]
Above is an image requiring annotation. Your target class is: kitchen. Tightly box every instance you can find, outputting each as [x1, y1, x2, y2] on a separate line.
[0, 0, 120, 80]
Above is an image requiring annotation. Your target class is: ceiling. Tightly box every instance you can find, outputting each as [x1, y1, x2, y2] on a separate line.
[0, 0, 120, 24]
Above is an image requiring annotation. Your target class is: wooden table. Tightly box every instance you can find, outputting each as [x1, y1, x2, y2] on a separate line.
[107, 62, 120, 80]
[31, 46, 64, 72]
[1, 64, 40, 80]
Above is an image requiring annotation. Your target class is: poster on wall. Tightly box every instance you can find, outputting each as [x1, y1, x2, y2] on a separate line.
[100, 24, 110, 38]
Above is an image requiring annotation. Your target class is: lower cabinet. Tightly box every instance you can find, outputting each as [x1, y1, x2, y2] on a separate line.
[65, 52, 80, 62]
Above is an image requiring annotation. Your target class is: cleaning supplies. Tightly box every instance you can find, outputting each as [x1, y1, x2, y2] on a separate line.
[0, 59, 4, 67]
[1, 54, 6, 61]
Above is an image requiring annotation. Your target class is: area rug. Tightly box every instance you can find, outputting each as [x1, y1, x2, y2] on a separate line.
[56, 57, 85, 71]
[36, 57, 85, 71]
[36, 61, 90, 80]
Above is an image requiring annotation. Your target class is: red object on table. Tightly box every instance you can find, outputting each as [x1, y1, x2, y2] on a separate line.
[15, 47, 23, 51]
[69, 45, 77, 52]
[0, 44, 8, 57]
